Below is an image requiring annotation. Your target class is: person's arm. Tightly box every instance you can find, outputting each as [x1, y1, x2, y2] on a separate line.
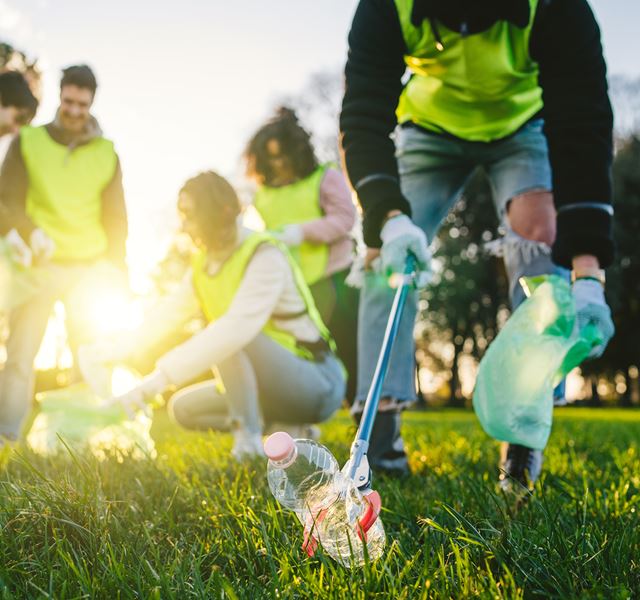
[530, 0, 614, 272]
[299, 169, 356, 245]
[340, 0, 410, 249]
[155, 245, 287, 386]
[0, 134, 35, 239]
[101, 155, 128, 269]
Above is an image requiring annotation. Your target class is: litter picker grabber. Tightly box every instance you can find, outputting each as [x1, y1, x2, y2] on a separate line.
[302, 254, 417, 556]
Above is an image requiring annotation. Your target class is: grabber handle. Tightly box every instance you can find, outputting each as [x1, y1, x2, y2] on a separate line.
[354, 253, 417, 448]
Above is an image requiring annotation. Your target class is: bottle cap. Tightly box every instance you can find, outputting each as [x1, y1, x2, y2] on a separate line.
[264, 431, 295, 461]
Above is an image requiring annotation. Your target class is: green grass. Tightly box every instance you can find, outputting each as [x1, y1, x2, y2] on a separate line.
[0, 408, 639, 599]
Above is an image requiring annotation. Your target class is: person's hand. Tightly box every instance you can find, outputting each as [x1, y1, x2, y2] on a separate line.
[572, 278, 615, 358]
[5, 229, 32, 267]
[30, 228, 55, 262]
[275, 224, 304, 247]
[106, 370, 168, 419]
[379, 214, 431, 285]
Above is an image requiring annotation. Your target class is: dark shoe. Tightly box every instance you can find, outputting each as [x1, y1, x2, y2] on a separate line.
[498, 442, 542, 501]
[351, 407, 410, 477]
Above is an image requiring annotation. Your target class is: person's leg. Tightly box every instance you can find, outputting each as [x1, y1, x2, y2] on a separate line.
[357, 126, 475, 473]
[168, 379, 230, 431]
[242, 334, 345, 425]
[211, 334, 344, 458]
[325, 268, 359, 405]
[0, 286, 57, 440]
[484, 118, 570, 491]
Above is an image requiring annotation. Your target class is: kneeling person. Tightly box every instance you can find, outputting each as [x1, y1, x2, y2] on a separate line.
[102, 172, 345, 458]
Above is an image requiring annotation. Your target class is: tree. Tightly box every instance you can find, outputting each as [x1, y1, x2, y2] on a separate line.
[416, 172, 510, 406]
[278, 69, 343, 164]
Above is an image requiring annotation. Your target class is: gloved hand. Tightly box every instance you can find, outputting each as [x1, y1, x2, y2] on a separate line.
[5, 229, 32, 267]
[572, 278, 615, 358]
[30, 228, 55, 262]
[275, 224, 304, 247]
[379, 214, 431, 285]
[106, 369, 168, 419]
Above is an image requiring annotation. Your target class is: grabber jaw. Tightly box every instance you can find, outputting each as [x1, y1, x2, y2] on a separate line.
[300, 490, 383, 557]
[300, 450, 382, 558]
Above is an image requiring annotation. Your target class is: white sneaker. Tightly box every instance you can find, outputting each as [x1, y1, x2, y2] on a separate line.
[231, 429, 265, 460]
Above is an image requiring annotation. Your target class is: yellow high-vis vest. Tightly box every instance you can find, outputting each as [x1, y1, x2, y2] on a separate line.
[191, 231, 337, 362]
[21, 125, 117, 261]
[395, 0, 542, 142]
[253, 165, 330, 285]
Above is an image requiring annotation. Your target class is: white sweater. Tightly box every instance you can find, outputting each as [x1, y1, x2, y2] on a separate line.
[138, 233, 322, 387]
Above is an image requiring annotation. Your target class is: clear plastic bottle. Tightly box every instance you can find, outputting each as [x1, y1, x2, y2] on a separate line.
[265, 432, 386, 566]
[303, 473, 386, 567]
[264, 432, 339, 512]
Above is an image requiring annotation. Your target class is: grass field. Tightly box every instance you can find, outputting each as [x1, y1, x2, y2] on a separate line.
[0, 408, 638, 599]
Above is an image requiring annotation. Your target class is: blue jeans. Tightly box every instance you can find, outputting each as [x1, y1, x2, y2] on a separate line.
[169, 333, 345, 434]
[357, 121, 569, 451]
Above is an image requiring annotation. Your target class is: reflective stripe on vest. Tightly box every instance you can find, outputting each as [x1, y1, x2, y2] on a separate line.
[21, 125, 117, 261]
[191, 231, 337, 361]
[253, 164, 330, 285]
[394, 0, 542, 142]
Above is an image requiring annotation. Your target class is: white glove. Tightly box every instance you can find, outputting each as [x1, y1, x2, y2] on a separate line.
[572, 278, 615, 359]
[274, 224, 304, 247]
[107, 369, 168, 419]
[380, 215, 431, 284]
[5, 229, 32, 267]
[30, 228, 55, 261]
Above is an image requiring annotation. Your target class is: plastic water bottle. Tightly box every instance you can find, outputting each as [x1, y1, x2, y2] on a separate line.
[264, 432, 339, 512]
[305, 473, 386, 567]
[264, 432, 386, 566]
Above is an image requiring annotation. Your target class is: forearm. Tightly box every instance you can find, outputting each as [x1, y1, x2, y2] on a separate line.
[101, 158, 128, 267]
[300, 170, 356, 244]
[531, 0, 614, 268]
[0, 134, 35, 238]
[340, 0, 410, 248]
[157, 247, 286, 386]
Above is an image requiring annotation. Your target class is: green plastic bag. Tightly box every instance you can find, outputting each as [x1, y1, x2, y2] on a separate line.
[27, 375, 156, 459]
[0, 238, 49, 313]
[473, 275, 600, 450]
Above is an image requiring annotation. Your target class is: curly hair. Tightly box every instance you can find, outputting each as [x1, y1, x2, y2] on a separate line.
[180, 171, 241, 250]
[245, 106, 318, 186]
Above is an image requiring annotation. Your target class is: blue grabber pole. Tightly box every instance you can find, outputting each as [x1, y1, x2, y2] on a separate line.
[345, 253, 417, 491]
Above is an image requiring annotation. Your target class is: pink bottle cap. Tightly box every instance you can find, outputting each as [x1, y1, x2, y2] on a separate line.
[264, 431, 295, 461]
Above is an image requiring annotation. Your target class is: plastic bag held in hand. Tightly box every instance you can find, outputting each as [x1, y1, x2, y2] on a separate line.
[572, 278, 614, 358]
[473, 275, 608, 451]
[380, 215, 431, 285]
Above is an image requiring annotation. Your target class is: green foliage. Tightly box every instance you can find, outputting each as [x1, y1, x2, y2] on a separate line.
[0, 409, 638, 598]
[583, 136, 640, 404]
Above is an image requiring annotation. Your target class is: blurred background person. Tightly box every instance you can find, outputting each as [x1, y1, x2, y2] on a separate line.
[84, 171, 345, 459]
[245, 107, 359, 405]
[0, 64, 128, 444]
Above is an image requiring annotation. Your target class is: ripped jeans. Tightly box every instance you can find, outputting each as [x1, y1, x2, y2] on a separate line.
[357, 120, 569, 464]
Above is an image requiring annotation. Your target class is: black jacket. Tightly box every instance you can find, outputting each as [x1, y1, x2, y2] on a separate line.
[0, 123, 128, 267]
[340, 0, 614, 268]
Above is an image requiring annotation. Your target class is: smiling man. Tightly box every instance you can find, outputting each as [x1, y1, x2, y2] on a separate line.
[0, 64, 128, 444]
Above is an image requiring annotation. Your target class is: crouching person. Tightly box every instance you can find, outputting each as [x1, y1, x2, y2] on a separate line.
[93, 171, 345, 458]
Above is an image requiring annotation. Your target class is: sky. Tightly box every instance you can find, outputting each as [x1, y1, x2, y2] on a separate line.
[1, 0, 639, 287]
